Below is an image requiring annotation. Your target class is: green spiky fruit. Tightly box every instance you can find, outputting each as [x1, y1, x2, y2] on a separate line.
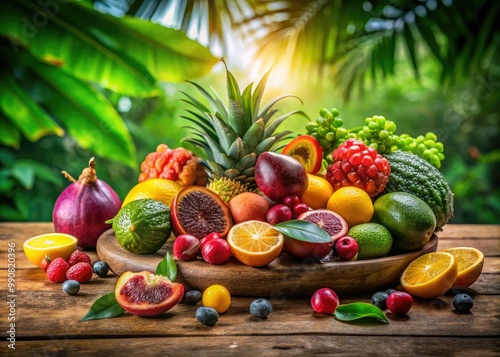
[181, 59, 308, 190]
[207, 177, 250, 203]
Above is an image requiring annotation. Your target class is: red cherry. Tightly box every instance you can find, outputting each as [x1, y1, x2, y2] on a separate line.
[311, 288, 340, 314]
[334, 236, 359, 261]
[173, 234, 200, 261]
[387, 292, 413, 315]
[284, 195, 301, 208]
[201, 239, 231, 265]
[200, 232, 222, 251]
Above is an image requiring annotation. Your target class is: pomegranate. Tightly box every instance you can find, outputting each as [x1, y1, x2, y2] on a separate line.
[52, 158, 121, 248]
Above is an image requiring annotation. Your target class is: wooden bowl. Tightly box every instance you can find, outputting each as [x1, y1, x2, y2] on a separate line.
[97, 230, 438, 297]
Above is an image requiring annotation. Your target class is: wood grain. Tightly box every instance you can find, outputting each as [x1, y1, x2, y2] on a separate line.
[96, 230, 438, 297]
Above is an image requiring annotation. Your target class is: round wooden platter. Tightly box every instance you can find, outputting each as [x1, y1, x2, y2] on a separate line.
[97, 229, 438, 297]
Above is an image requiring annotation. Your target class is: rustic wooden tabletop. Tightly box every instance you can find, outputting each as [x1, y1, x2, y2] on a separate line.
[1, 223, 499, 356]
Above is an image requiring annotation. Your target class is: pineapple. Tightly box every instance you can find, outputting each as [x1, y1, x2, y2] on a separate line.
[181, 59, 308, 190]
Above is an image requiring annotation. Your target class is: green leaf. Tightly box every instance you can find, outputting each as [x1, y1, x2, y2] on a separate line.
[0, 113, 21, 148]
[81, 292, 125, 321]
[403, 24, 419, 79]
[273, 220, 331, 243]
[11, 160, 35, 190]
[156, 252, 177, 282]
[0, 1, 159, 98]
[0, 73, 64, 142]
[0, 204, 22, 221]
[335, 303, 389, 324]
[18, 51, 137, 167]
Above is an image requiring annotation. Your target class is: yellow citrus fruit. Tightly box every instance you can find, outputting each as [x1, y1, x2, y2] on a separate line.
[326, 186, 374, 227]
[227, 221, 284, 267]
[443, 247, 484, 289]
[300, 174, 335, 209]
[122, 178, 183, 208]
[23, 233, 78, 268]
[202, 284, 231, 313]
[400, 252, 458, 299]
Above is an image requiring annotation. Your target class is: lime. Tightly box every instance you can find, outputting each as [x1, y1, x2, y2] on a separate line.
[347, 223, 393, 260]
[107, 199, 171, 254]
[372, 192, 436, 252]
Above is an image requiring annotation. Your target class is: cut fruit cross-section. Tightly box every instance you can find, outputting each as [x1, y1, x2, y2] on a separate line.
[227, 221, 284, 267]
[400, 252, 458, 299]
[23, 233, 78, 268]
[443, 247, 484, 289]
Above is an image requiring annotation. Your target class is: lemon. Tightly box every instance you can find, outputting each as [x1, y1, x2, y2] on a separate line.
[372, 192, 436, 252]
[401, 252, 458, 298]
[23, 233, 78, 268]
[300, 174, 334, 209]
[122, 178, 183, 208]
[347, 223, 393, 260]
[108, 199, 171, 254]
[326, 187, 373, 227]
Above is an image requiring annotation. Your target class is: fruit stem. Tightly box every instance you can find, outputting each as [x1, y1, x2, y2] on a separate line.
[78, 157, 97, 184]
[61, 171, 77, 183]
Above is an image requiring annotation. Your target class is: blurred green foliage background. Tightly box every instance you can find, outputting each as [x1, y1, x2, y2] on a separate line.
[0, 0, 498, 224]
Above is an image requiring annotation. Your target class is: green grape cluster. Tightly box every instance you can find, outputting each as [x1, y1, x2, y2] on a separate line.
[305, 107, 445, 169]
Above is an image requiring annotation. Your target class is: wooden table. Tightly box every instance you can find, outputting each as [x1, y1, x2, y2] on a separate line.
[1, 223, 499, 356]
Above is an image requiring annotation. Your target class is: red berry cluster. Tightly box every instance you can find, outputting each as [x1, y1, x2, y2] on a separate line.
[45, 250, 93, 284]
[266, 195, 310, 225]
[138, 144, 208, 186]
[325, 139, 391, 197]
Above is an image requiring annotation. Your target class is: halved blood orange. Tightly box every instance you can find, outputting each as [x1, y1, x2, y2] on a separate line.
[282, 135, 323, 175]
[115, 271, 184, 317]
[227, 221, 284, 267]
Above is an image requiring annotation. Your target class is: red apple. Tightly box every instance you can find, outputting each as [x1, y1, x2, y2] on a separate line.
[334, 236, 358, 261]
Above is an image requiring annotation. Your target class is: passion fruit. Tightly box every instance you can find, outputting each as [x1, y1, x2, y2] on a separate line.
[171, 186, 233, 239]
[115, 271, 184, 317]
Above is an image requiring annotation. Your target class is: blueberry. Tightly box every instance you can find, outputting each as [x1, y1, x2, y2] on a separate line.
[62, 280, 80, 295]
[453, 294, 473, 313]
[185, 290, 202, 305]
[385, 289, 396, 295]
[371, 292, 389, 310]
[249, 299, 273, 318]
[92, 261, 109, 278]
[195, 306, 219, 326]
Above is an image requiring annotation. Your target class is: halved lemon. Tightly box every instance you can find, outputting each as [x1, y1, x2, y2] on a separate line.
[400, 252, 458, 299]
[227, 221, 284, 267]
[443, 247, 484, 289]
[122, 178, 183, 208]
[23, 233, 78, 268]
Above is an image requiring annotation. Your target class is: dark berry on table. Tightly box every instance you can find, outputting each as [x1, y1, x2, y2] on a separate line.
[385, 288, 397, 295]
[371, 292, 389, 310]
[249, 299, 273, 318]
[62, 280, 80, 295]
[185, 290, 203, 305]
[453, 294, 473, 313]
[195, 306, 219, 326]
[93, 261, 109, 278]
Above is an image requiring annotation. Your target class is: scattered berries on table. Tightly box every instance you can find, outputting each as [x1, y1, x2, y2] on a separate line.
[386, 291, 413, 315]
[249, 299, 273, 318]
[453, 294, 473, 313]
[326, 138, 390, 197]
[41, 255, 51, 272]
[66, 262, 93, 283]
[184, 290, 203, 305]
[195, 306, 219, 326]
[385, 288, 397, 295]
[67, 250, 91, 266]
[92, 261, 109, 278]
[62, 280, 80, 295]
[138, 144, 208, 186]
[46, 257, 71, 283]
[371, 291, 390, 310]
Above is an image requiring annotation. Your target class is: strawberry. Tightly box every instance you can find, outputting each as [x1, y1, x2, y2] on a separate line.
[67, 250, 91, 266]
[46, 258, 70, 283]
[41, 255, 51, 272]
[66, 262, 93, 283]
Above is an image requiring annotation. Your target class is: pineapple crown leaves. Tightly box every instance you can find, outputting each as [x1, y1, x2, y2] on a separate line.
[181, 58, 309, 169]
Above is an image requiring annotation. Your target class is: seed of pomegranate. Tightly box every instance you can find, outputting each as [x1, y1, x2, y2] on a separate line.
[361, 155, 373, 167]
[366, 165, 379, 178]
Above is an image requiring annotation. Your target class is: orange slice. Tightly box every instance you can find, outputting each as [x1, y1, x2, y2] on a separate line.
[227, 221, 284, 267]
[400, 252, 458, 299]
[443, 247, 484, 289]
[23, 233, 78, 268]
